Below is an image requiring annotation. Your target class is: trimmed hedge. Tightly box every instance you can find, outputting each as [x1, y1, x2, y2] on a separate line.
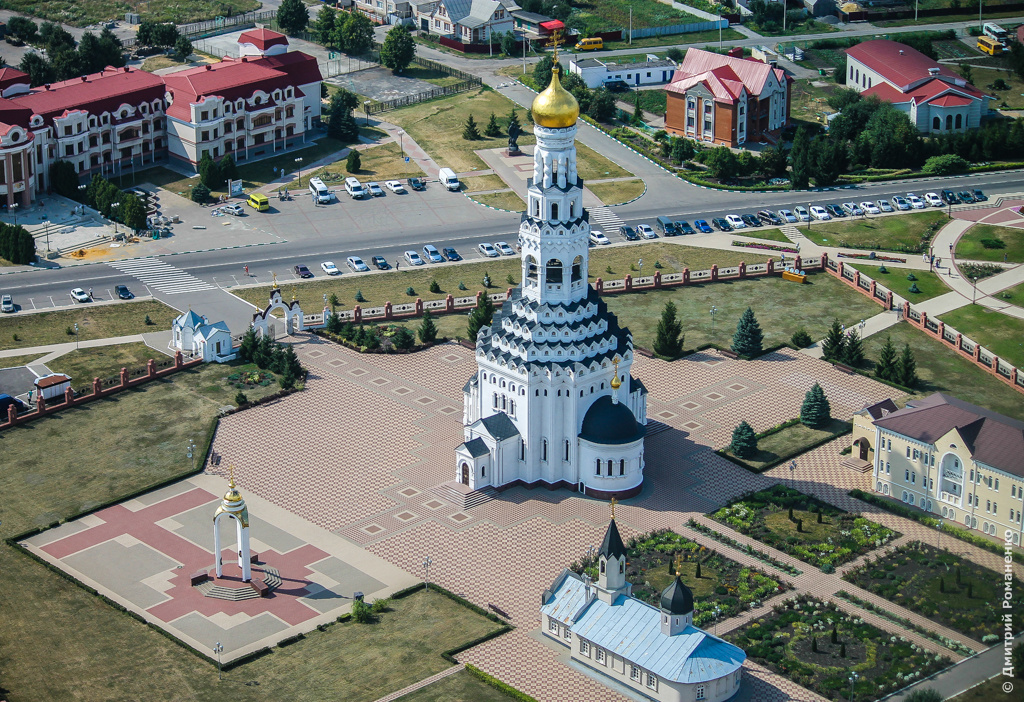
[465, 663, 539, 701]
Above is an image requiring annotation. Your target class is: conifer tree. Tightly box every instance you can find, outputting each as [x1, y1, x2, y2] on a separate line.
[418, 310, 438, 344]
[485, 112, 503, 137]
[800, 382, 831, 428]
[508, 107, 521, 133]
[842, 327, 865, 367]
[467, 293, 495, 340]
[653, 301, 684, 358]
[695, 561, 702, 578]
[462, 114, 481, 140]
[730, 420, 758, 458]
[820, 318, 847, 362]
[875, 334, 898, 381]
[896, 343, 918, 388]
[731, 307, 764, 357]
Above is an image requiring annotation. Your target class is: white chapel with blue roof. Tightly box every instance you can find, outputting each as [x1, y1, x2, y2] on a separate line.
[541, 515, 745, 702]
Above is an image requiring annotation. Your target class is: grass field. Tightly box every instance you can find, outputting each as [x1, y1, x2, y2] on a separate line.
[469, 190, 527, 211]
[997, 281, 1024, 303]
[46, 342, 171, 384]
[738, 228, 790, 244]
[141, 55, 194, 73]
[955, 223, 1024, 263]
[863, 322, 1024, 422]
[948, 677, 1010, 701]
[846, 263, 949, 301]
[0, 352, 45, 369]
[938, 305, 1024, 369]
[400, 66, 465, 88]
[0, 300, 178, 352]
[274, 142, 424, 193]
[461, 174, 507, 192]
[0, 0, 259, 26]
[602, 28, 744, 50]
[789, 78, 837, 123]
[721, 419, 852, 472]
[397, 669, 512, 702]
[575, 0, 702, 32]
[970, 67, 1024, 109]
[587, 179, 645, 205]
[575, 141, 632, 180]
[802, 211, 948, 252]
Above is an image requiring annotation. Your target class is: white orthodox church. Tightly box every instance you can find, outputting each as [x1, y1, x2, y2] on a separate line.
[456, 56, 648, 500]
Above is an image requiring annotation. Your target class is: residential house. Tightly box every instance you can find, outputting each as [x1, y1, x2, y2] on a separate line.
[569, 56, 677, 89]
[424, 0, 519, 44]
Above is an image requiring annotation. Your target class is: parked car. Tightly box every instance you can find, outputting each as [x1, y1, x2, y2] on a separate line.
[478, 242, 499, 257]
[860, 201, 880, 215]
[877, 200, 894, 213]
[725, 214, 746, 229]
[443, 247, 462, 261]
[294, 264, 313, 278]
[757, 210, 782, 225]
[1, 294, 14, 313]
[495, 241, 515, 256]
[957, 191, 976, 203]
[114, 284, 134, 299]
[941, 190, 960, 205]
[924, 192, 943, 207]
[741, 214, 760, 228]
[618, 225, 638, 241]
[385, 180, 406, 194]
[636, 224, 656, 239]
[603, 79, 630, 92]
[367, 182, 385, 197]
[589, 230, 610, 245]
[346, 256, 369, 272]
[407, 177, 426, 191]
[423, 244, 444, 263]
[372, 255, 391, 270]
[694, 219, 713, 233]
[794, 206, 811, 222]
[321, 261, 341, 275]
[222, 203, 244, 216]
[712, 217, 732, 231]
[404, 250, 425, 266]
[973, 189, 987, 201]
[825, 204, 845, 218]
[70, 287, 91, 303]
[841, 202, 863, 216]
[906, 193, 926, 209]
[809, 206, 831, 221]
[675, 220, 695, 235]
[891, 196, 910, 210]
[778, 209, 797, 223]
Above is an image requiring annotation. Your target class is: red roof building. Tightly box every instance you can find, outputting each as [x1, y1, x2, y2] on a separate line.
[844, 39, 990, 133]
[665, 49, 790, 147]
[237, 28, 289, 56]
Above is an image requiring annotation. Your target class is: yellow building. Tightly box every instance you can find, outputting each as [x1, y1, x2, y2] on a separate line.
[853, 394, 1024, 546]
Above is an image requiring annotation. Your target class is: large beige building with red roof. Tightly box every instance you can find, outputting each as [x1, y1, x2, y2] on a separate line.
[0, 29, 320, 210]
[844, 39, 990, 133]
[664, 48, 791, 148]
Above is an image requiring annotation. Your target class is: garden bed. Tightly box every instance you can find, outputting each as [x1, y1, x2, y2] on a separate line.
[572, 530, 790, 627]
[718, 419, 852, 473]
[710, 485, 899, 569]
[841, 541, 1023, 641]
[727, 594, 951, 700]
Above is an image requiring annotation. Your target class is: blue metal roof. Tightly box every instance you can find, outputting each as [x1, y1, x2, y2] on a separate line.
[541, 572, 745, 683]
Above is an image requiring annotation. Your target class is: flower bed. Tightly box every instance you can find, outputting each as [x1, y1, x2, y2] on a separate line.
[833, 590, 974, 656]
[733, 241, 798, 254]
[686, 520, 803, 576]
[571, 530, 790, 628]
[710, 485, 899, 569]
[836, 253, 907, 263]
[727, 594, 950, 700]
[841, 541, 1023, 641]
[227, 369, 275, 390]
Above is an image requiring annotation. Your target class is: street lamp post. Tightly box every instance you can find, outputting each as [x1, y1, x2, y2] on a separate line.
[848, 671, 859, 702]
[187, 438, 196, 471]
[397, 129, 405, 159]
[789, 459, 796, 485]
[713, 605, 722, 635]
[638, 257, 644, 281]
[859, 319, 865, 338]
[295, 158, 303, 190]
[43, 218, 50, 253]
[937, 518, 943, 551]
[972, 276, 978, 304]
[213, 641, 224, 681]
[423, 556, 432, 591]
[710, 305, 718, 334]
[11, 202, 18, 226]
[111, 201, 121, 236]
[74, 323, 79, 350]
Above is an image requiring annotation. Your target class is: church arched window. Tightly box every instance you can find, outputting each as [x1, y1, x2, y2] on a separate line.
[501, 395, 507, 410]
[551, 202, 559, 220]
[600, 557, 606, 574]
[565, 440, 570, 461]
[493, 393, 499, 408]
[542, 439, 548, 461]
[620, 460, 625, 475]
[596, 459, 601, 475]
[509, 400, 515, 415]
[546, 259, 563, 284]
[933, 116, 941, 130]
[946, 114, 953, 130]
[607, 460, 613, 475]
[955, 113, 963, 129]
[526, 255, 538, 281]
[571, 255, 583, 282]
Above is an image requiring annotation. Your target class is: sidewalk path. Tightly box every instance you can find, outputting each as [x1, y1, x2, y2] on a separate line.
[886, 634, 1024, 701]
[371, 664, 465, 702]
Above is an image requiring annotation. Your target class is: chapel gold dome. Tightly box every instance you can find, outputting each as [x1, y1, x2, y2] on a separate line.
[531, 61, 579, 129]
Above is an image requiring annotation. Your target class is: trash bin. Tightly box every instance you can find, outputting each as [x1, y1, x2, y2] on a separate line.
[819, 69, 825, 76]
[152, 231, 160, 240]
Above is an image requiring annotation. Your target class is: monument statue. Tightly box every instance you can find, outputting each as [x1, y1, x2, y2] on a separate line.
[507, 120, 522, 153]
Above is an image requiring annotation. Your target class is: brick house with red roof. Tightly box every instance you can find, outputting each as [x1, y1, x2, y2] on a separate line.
[664, 48, 791, 148]
[844, 39, 990, 134]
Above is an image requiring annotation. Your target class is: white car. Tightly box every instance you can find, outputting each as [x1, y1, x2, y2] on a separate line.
[321, 261, 341, 275]
[877, 200, 894, 213]
[860, 201, 880, 215]
[367, 182, 385, 197]
[924, 192, 943, 207]
[345, 256, 369, 272]
[70, 287, 91, 303]
[478, 242, 499, 257]
[810, 206, 831, 221]
[841, 202, 863, 216]
[891, 196, 910, 211]
[907, 193, 926, 209]
[725, 214, 746, 229]
[423, 244, 444, 263]
[794, 206, 811, 222]
[636, 224, 656, 239]
[404, 250, 425, 266]
[496, 241, 515, 256]
[385, 180, 406, 194]
[222, 203, 244, 216]
[778, 209, 797, 223]
[1, 294, 14, 313]
[589, 230, 610, 245]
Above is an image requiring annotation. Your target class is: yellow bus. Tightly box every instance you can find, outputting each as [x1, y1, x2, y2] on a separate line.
[977, 36, 1004, 55]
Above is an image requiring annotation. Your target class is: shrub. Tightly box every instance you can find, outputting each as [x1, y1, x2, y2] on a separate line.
[905, 691, 943, 702]
[906, 272, 917, 281]
[429, 280, 441, 293]
[355, 290, 365, 302]
[235, 391, 248, 406]
[190, 182, 210, 203]
[144, 315, 154, 325]
[351, 598, 375, 623]
[979, 238, 1006, 249]
[791, 328, 812, 348]
[346, 150, 361, 173]
[922, 153, 969, 175]
[908, 282, 921, 293]
[406, 286, 416, 296]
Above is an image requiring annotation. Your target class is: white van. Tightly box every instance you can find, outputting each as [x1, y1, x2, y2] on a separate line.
[438, 167, 460, 191]
[309, 177, 333, 203]
[344, 177, 366, 199]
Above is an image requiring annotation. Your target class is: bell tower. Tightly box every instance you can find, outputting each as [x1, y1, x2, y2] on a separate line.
[595, 500, 631, 604]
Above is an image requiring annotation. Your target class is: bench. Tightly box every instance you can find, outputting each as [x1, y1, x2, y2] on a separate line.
[249, 579, 270, 597]
[833, 363, 855, 374]
[250, 552, 260, 564]
[190, 570, 210, 586]
[488, 603, 511, 619]
[720, 349, 740, 360]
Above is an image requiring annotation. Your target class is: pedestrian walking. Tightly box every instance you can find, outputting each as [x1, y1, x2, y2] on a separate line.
[949, 243, 953, 254]
[244, 265, 249, 276]
[89, 287, 93, 299]
[396, 260, 400, 270]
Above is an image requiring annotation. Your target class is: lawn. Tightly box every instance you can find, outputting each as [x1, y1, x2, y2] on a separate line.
[802, 211, 949, 253]
[0, 300, 178, 352]
[0, 352, 45, 369]
[575, 141, 632, 180]
[711, 484, 899, 568]
[397, 669, 514, 702]
[273, 142, 424, 192]
[846, 264, 949, 301]
[574, 0, 702, 32]
[954, 223, 1024, 263]
[574, 530, 788, 627]
[45, 342, 171, 385]
[739, 228, 791, 244]
[862, 322, 1024, 422]
[842, 542, 1024, 641]
[141, 55, 194, 73]
[727, 594, 950, 700]
[0, 0, 258, 26]
[400, 66, 465, 88]
[601, 28, 744, 51]
[461, 174, 507, 192]
[720, 419, 852, 473]
[937, 305, 1024, 369]
[969, 67, 1024, 110]
[996, 280, 1024, 303]
[470, 190, 527, 211]
[587, 178, 645, 205]
[790, 78, 838, 124]
[635, 89, 667, 116]
[948, 677, 1016, 701]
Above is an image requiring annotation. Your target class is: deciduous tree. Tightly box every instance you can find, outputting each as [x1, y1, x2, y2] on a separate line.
[380, 24, 415, 73]
[276, 0, 310, 36]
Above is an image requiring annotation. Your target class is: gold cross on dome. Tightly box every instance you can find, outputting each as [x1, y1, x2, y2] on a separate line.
[272, 272, 279, 289]
[610, 497, 618, 520]
[550, 29, 563, 63]
[228, 464, 236, 488]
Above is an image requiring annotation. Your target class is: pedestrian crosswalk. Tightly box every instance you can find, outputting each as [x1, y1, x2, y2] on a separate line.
[108, 258, 216, 295]
[589, 206, 624, 232]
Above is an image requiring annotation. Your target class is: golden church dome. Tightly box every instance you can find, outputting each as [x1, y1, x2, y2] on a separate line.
[224, 478, 243, 503]
[610, 374, 621, 390]
[531, 61, 579, 129]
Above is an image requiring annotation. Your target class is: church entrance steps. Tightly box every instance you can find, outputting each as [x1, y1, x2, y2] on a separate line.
[643, 419, 672, 437]
[840, 456, 872, 473]
[781, 224, 806, 244]
[431, 481, 498, 509]
[194, 565, 282, 600]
